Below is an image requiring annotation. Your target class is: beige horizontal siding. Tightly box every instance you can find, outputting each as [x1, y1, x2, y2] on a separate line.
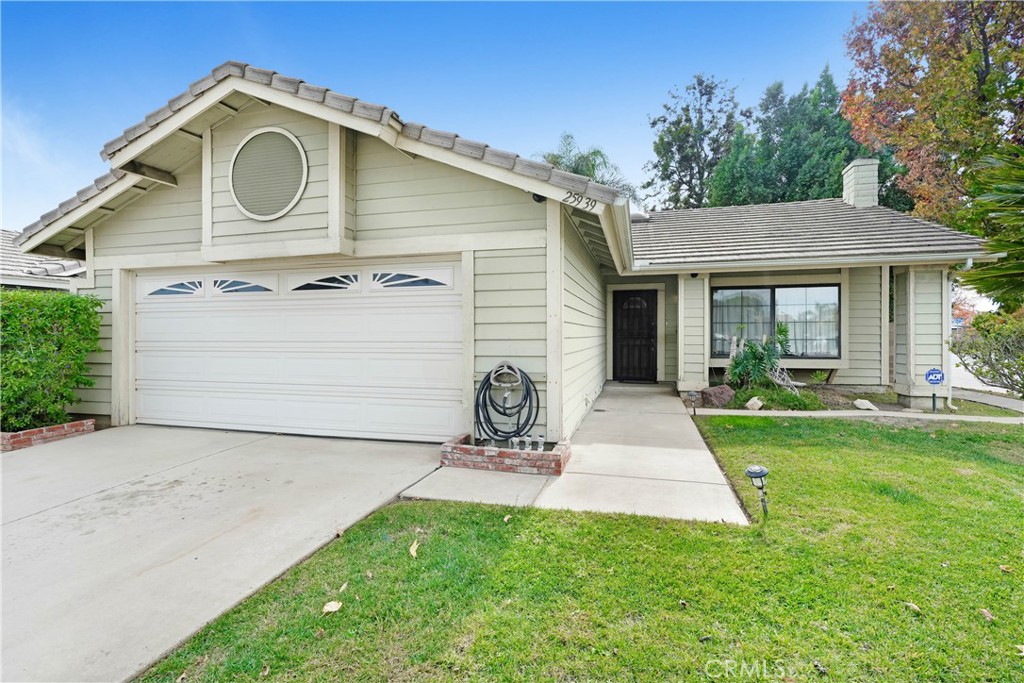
[474, 247, 547, 436]
[73, 269, 113, 416]
[893, 272, 909, 384]
[561, 218, 606, 437]
[211, 104, 329, 246]
[912, 269, 945, 378]
[355, 135, 545, 241]
[679, 276, 705, 385]
[834, 266, 883, 385]
[93, 161, 202, 257]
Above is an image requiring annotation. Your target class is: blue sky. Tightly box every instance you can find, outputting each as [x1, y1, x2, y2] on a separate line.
[1, 1, 867, 230]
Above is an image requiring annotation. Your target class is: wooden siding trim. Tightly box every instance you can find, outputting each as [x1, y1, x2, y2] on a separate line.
[546, 201, 564, 439]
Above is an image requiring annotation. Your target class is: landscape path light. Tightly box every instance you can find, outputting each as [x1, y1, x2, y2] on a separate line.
[744, 464, 769, 517]
[688, 391, 698, 416]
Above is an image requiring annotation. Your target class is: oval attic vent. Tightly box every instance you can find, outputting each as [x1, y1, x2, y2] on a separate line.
[229, 127, 308, 221]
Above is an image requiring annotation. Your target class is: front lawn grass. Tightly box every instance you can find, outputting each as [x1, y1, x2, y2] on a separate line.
[138, 418, 1024, 682]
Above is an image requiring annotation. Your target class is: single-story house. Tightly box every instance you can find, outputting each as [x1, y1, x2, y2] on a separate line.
[16, 62, 991, 440]
[1, 229, 84, 290]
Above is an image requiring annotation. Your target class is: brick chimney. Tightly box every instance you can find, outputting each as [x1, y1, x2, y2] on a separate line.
[842, 158, 879, 208]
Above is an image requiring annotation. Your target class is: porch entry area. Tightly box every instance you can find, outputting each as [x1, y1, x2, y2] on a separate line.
[612, 288, 658, 382]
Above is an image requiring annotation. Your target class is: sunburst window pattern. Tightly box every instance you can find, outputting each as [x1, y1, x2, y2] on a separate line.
[372, 272, 448, 288]
[292, 274, 359, 291]
[149, 281, 203, 296]
[213, 279, 272, 294]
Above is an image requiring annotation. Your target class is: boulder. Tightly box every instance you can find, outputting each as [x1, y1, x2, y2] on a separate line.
[853, 399, 879, 411]
[701, 385, 735, 408]
[745, 396, 763, 411]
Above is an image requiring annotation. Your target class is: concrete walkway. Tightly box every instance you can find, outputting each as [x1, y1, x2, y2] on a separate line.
[953, 388, 1024, 413]
[403, 384, 749, 525]
[2, 426, 438, 683]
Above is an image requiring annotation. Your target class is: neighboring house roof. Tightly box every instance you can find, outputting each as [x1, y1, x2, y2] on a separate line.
[631, 199, 989, 270]
[16, 61, 623, 248]
[1, 230, 83, 289]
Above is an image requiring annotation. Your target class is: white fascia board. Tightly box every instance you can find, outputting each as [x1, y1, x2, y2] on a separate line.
[19, 174, 140, 253]
[596, 203, 625, 275]
[0, 275, 72, 290]
[105, 78, 390, 170]
[626, 250, 996, 275]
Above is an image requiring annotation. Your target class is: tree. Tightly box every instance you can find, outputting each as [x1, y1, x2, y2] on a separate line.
[708, 67, 913, 210]
[843, 2, 1024, 231]
[950, 309, 1024, 398]
[643, 74, 745, 209]
[962, 144, 1024, 309]
[540, 132, 637, 201]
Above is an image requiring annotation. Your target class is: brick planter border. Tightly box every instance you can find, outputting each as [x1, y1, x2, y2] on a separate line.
[440, 433, 572, 476]
[1, 419, 95, 453]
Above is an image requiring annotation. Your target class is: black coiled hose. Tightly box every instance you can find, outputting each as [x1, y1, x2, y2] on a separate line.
[474, 361, 539, 441]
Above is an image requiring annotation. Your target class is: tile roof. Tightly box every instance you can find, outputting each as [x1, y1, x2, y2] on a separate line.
[1, 230, 83, 287]
[17, 61, 621, 247]
[631, 199, 987, 268]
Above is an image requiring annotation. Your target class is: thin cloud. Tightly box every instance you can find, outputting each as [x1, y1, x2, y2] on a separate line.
[2, 101, 106, 231]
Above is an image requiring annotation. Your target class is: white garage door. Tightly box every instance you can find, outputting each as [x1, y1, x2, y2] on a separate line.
[134, 262, 464, 442]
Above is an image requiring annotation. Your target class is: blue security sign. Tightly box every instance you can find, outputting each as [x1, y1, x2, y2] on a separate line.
[925, 368, 945, 385]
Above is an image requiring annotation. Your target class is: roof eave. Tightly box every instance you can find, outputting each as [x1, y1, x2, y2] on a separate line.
[628, 250, 995, 275]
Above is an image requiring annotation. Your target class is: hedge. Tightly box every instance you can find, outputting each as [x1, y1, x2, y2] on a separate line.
[1, 289, 103, 433]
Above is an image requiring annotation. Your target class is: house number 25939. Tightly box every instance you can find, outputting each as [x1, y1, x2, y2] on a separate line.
[562, 191, 597, 211]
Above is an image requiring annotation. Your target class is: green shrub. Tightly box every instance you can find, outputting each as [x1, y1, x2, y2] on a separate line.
[950, 309, 1024, 398]
[1, 290, 102, 432]
[726, 387, 828, 411]
[727, 322, 791, 388]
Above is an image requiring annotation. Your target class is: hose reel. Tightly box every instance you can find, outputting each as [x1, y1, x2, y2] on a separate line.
[474, 360, 539, 443]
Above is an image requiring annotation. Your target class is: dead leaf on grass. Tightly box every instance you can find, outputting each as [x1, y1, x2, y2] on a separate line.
[409, 539, 419, 558]
[1000, 565, 1013, 573]
[678, 600, 689, 608]
[503, 514, 512, 523]
[813, 660, 828, 675]
[339, 581, 348, 593]
[336, 528, 344, 538]
[260, 663, 271, 677]
[322, 601, 342, 615]
[1016, 645, 1024, 656]
[176, 674, 187, 683]
[314, 627, 325, 639]
[365, 570, 374, 580]
[904, 601, 921, 613]
[980, 608, 995, 622]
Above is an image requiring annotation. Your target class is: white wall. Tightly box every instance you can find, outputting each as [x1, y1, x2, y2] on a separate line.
[834, 266, 884, 385]
[561, 216, 606, 437]
[474, 247, 548, 437]
[354, 135, 545, 240]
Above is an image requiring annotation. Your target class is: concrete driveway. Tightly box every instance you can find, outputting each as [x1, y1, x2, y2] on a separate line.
[2, 425, 438, 683]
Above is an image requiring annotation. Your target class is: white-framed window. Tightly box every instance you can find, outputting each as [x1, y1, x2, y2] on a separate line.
[712, 285, 840, 358]
[289, 273, 361, 292]
[229, 127, 308, 221]
[146, 280, 204, 297]
[369, 268, 453, 291]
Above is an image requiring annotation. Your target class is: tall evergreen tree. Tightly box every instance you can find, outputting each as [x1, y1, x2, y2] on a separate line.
[708, 67, 913, 210]
[643, 74, 745, 209]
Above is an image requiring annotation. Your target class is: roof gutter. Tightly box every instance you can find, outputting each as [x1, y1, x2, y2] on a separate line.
[628, 250, 999, 275]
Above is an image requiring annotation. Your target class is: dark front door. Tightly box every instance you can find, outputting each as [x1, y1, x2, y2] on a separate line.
[613, 289, 658, 382]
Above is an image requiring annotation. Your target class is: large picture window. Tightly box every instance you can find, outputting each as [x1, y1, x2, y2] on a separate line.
[712, 285, 840, 358]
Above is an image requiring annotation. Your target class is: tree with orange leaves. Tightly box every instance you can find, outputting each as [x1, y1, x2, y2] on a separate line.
[843, 1, 1024, 233]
